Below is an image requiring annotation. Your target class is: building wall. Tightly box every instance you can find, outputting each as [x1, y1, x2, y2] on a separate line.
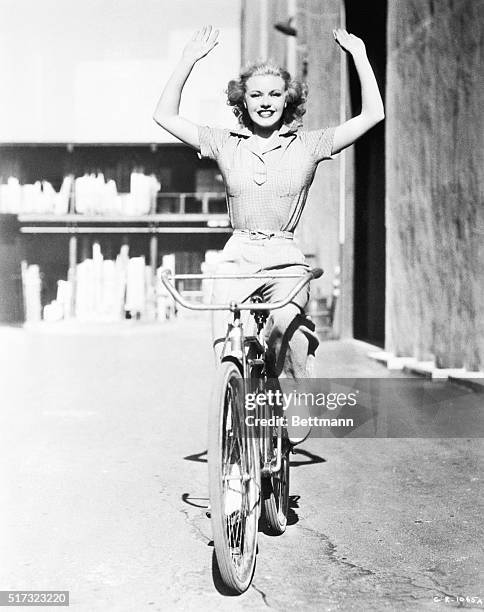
[241, 0, 351, 336]
[241, 0, 483, 366]
[296, 0, 348, 336]
[386, 0, 483, 368]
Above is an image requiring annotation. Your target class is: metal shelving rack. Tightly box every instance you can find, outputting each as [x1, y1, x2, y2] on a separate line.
[14, 190, 230, 319]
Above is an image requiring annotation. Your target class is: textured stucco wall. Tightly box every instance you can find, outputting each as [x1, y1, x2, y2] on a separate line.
[241, 0, 350, 335]
[386, 0, 483, 368]
[295, 0, 344, 311]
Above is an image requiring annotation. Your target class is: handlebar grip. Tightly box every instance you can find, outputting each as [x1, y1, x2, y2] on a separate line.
[310, 267, 324, 280]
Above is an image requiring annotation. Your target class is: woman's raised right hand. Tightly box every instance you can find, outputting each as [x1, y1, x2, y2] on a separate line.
[182, 25, 219, 64]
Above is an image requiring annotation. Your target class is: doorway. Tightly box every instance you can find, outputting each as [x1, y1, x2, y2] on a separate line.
[345, 0, 387, 347]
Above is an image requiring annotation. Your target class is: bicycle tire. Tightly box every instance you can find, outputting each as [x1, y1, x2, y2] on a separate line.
[208, 361, 260, 593]
[263, 441, 290, 534]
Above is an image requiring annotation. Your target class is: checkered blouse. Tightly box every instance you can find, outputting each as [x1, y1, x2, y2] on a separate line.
[198, 123, 335, 233]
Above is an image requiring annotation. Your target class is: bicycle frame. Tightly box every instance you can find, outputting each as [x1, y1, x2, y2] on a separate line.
[159, 267, 323, 476]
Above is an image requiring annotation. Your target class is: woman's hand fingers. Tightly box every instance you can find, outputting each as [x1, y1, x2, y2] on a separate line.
[184, 25, 220, 62]
[332, 28, 365, 55]
[209, 28, 220, 47]
[333, 28, 350, 44]
[202, 26, 219, 51]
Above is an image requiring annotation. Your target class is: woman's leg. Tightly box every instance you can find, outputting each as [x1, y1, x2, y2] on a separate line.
[264, 303, 309, 378]
[262, 272, 313, 444]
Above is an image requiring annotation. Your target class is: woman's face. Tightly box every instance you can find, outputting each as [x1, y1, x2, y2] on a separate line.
[244, 74, 287, 131]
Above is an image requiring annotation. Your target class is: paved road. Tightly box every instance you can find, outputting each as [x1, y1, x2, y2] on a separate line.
[0, 318, 482, 611]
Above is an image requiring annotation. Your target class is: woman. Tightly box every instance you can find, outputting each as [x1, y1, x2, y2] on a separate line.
[153, 25, 384, 399]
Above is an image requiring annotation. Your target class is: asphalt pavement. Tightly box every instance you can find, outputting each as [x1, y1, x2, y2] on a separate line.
[0, 317, 482, 611]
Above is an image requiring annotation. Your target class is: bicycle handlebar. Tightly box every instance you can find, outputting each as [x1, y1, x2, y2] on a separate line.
[158, 267, 323, 312]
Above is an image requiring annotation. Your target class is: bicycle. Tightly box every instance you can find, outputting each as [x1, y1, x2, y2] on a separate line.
[160, 266, 323, 593]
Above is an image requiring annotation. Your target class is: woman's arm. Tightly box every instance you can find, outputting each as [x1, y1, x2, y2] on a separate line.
[331, 29, 385, 155]
[153, 25, 219, 150]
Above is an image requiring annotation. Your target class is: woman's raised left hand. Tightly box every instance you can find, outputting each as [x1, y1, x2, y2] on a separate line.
[182, 25, 220, 64]
[332, 29, 366, 57]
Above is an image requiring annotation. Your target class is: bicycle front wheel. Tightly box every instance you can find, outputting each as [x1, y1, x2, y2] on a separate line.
[208, 361, 260, 593]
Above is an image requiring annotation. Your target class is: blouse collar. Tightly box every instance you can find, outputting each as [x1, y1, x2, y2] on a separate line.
[229, 122, 300, 138]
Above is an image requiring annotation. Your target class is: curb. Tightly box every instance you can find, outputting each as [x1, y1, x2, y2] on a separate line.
[367, 350, 483, 390]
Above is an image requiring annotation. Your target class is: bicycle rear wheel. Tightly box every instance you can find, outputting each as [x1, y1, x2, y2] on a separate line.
[258, 378, 290, 535]
[263, 438, 290, 534]
[208, 361, 260, 593]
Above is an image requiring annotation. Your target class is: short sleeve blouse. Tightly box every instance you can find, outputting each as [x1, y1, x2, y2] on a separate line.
[198, 124, 336, 232]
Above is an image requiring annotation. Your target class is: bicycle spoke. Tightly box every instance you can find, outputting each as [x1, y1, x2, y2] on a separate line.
[222, 380, 248, 560]
[225, 387, 259, 568]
